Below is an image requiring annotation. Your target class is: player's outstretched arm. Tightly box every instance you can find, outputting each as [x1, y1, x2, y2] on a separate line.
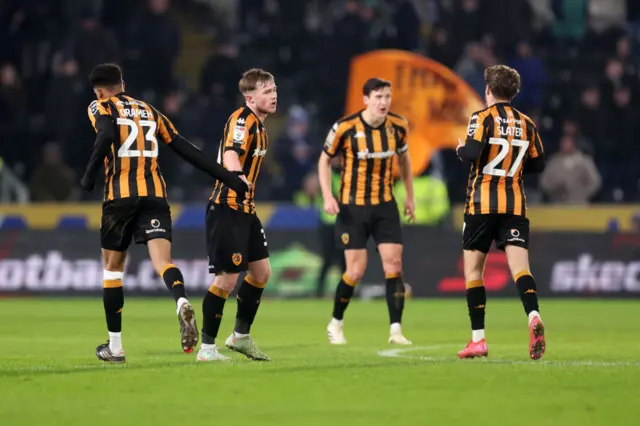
[168, 136, 248, 194]
[80, 115, 115, 191]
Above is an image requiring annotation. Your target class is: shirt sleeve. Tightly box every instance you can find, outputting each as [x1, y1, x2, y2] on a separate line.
[395, 116, 409, 154]
[465, 109, 490, 143]
[223, 114, 254, 156]
[155, 110, 179, 145]
[87, 100, 111, 133]
[528, 126, 544, 159]
[323, 122, 347, 157]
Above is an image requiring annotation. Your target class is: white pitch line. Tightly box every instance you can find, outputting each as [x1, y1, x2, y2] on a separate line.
[377, 345, 640, 368]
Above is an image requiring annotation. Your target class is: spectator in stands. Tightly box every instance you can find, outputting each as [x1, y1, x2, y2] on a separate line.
[562, 118, 593, 155]
[0, 62, 27, 165]
[481, 0, 533, 54]
[576, 85, 607, 155]
[602, 86, 639, 201]
[589, 0, 627, 34]
[600, 57, 634, 106]
[552, 0, 588, 41]
[454, 0, 482, 50]
[132, 0, 181, 101]
[200, 40, 241, 107]
[539, 134, 601, 204]
[275, 105, 314, 201]
[392, 0, 421, 51]
[71, 9, 121, 79]
[455, 42, 485, 96]
[509, 40, 547, 114]
[428, 26, 459, 68]
[45, 54, 85, 148]
[29, 142, 79, 202]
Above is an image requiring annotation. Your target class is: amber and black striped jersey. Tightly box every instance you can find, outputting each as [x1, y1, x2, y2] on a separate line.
[463, 102, 544, 216]
[210, 106, 268, 214]
[323, 110, 409, 206]
[87, 93, 177, 201]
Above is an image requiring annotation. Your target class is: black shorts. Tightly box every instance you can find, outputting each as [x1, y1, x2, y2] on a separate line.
[462, 214, 530, 253]
[101, 197, 172, 251]
[336, 200, 402, 250]
[206, 202, 269, 274]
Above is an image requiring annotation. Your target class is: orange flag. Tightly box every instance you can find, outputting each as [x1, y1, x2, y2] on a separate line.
[345, 49, 484, 176]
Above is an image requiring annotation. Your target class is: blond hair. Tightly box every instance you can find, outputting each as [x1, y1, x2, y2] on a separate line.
[239, 68, 274, 94]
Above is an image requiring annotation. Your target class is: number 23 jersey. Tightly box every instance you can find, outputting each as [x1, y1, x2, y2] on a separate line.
[88, 93, 177, 201]
[464, 102, 544, 217]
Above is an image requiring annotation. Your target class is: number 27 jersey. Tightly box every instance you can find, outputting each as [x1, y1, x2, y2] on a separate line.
[464, 102, 544, 217]
[88, 93, 178, 201]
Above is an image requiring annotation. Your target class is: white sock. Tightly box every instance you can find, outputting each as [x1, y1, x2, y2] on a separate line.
[201, 343, 216, 351]
[109, 332, 122, 352]
[330, 318, 343, 328]
[176, 297, 189, 315]
[472, 329, 485, 343]
[234, 331, 250, 339]
[390, 322, 402, 335]
[528, 311, 541, 325]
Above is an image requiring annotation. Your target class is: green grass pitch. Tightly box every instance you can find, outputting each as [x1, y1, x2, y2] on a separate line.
[1, 298, 639, 426]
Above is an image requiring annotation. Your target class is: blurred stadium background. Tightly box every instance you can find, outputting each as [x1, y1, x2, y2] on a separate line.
[1, 0, 640, 299]
[3, 2, 640, 425]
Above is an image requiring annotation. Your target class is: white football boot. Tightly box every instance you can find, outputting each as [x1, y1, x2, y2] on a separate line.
[327, 318, 347, 345]
[196, 344, 230, 362]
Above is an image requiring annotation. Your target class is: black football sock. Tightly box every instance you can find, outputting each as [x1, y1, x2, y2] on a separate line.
[103, 278, 124, 333]
[515, 271, 539, 316]
[201, 285, 228, 344]
[465, 280, 486, 331]
[385, 273, 405, 324]
[161, 263, 187, 303]
[235, 276, 266, 334]
[332, 273, 357, 320]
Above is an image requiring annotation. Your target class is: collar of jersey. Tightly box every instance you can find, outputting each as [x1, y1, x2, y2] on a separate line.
[358, 110, 386, 130]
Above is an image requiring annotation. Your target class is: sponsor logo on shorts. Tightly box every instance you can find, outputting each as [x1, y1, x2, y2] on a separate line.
[507, 228, 524, 243]
[232, 253, 243, 266]
[146, 219, 166, 234]
[341, 233, 349, 245]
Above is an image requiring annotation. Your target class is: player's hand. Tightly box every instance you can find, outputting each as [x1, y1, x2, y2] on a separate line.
[323, 196, 340, 215]
[404, 197, 416, 223]
[239, 174, 252, 192]
[239, 175, 252, 205]
[79, 176, 94, 192]
[456, 138, 465, 161]
[228, 172, 251, 195]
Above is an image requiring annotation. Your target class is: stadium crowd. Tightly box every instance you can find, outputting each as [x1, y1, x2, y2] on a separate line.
[1, 0, 639, 205]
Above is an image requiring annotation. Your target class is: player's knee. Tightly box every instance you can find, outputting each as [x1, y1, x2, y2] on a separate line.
[345, 266, 365, 283]
[214, 273, 238, 293]
[248, 267, 271, 285]
[104, 258, 125, 272]
[152, 258, 173, 276]
[382, 258, 402, 276]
